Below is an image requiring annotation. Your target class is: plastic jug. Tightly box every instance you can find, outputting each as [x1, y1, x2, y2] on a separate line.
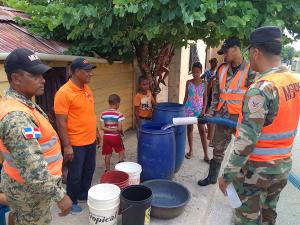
[226, 183, 242, 208]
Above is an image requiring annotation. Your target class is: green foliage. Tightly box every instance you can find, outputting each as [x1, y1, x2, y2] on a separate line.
[281, 45, 300, 62]
[4, 0, 300, 61]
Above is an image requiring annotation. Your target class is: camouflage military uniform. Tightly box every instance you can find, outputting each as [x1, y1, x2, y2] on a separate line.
[223, 66, 293, 225]
[208, 60, 256, 163]
[0, 88, 65, 225]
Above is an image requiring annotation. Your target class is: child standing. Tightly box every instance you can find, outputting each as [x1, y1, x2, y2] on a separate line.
[100, 94, 125, 171]
[183, 62, 209, 162]
[134, 76, 156, 129]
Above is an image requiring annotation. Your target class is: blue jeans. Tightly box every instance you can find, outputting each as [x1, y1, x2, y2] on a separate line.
[66, 141, 96, 204]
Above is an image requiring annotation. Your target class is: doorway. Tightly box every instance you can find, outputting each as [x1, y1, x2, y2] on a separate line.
[36, 67, 67, 130]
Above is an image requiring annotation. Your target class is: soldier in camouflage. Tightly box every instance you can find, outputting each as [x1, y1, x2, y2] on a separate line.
[198, 37, 256, 186]
[219, 27, 300, 225]
[0, 48, 72, 225]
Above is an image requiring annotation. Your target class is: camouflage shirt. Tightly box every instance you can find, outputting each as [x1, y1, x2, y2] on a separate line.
[0, 88, 65, 202]
[208, 60, 257, 118]
[223, 66, 293, 183]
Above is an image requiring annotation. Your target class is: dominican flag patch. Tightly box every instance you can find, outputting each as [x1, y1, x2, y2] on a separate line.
[22, 127, 42, 139]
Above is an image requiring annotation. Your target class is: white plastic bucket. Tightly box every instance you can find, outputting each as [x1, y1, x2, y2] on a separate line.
[115, 162, 142, 185]
[88, 203, 119, 225]
[88, 184, 121, 209]
[226, 183, 242, 208]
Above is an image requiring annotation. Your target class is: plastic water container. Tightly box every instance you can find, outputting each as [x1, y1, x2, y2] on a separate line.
[115, 162, 142, 185]
[226, 183, 242, 208]
[100, 170, 129, 190]
[88, 203, 119, 225]
[120, 185, 152, 225]
[138, 122, 175, 181]
[0, 205, 9, 225]
[88, 184, 121, 209]
[152, 103, 186, 173]
[88, 184, 121, 225]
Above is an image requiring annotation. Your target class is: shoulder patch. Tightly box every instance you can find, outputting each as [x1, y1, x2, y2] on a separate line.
[248, 95, 265, 113]
[22, 127, 42, 139]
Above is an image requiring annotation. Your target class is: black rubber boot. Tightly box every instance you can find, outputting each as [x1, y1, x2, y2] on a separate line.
[198, 159, 221, 186]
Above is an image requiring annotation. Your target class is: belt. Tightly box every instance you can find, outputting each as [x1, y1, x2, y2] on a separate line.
[139, 117, 152, 120]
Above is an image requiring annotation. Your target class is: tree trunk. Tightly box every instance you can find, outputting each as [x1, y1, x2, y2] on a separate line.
[134, 42, 174, 99]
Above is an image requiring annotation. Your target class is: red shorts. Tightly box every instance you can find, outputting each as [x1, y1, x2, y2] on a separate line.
[102, 135, 125, 155]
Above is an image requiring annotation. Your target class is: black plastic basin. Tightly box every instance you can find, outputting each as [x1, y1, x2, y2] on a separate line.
[142, 179, 191, 219]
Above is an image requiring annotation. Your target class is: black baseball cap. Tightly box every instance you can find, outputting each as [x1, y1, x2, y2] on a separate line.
[248, 26, 282, 49]
[209, 58, 218, 63]
[217, 37, 241, 55]
[4, 48, 51, 75]
[70, 57, 96, 72]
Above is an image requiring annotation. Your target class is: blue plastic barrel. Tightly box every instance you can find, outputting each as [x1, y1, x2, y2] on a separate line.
[152, 103, 186, 173]
[138, 122, 175, 181]
[0, 205, 9, 225]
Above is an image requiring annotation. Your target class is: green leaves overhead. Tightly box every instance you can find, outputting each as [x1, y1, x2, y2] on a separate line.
[4, 0, 300, 61]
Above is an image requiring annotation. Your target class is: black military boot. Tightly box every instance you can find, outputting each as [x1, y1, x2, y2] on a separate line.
[198, 159, 221, 186]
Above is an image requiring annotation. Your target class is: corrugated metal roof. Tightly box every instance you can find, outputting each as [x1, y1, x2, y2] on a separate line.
[0, 6, 69, 54]
[0, 6, 28, 22]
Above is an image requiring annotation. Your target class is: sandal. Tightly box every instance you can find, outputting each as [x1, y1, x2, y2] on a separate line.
[185, 152, 193, 159]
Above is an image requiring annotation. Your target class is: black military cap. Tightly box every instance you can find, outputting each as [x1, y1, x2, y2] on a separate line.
[217, 37, 241, 55]
[248, 26, 282, 48]
[4, 48, 51, 75]
[70, 57, 96, 72]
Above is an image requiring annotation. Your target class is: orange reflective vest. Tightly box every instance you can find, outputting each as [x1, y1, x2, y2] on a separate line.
[0, 99, 63, 184]
[249, 72, 300, 162]
[216, 62, 250, 114]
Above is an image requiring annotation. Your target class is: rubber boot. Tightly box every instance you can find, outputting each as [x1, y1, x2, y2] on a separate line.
[198, 159, 221, 186]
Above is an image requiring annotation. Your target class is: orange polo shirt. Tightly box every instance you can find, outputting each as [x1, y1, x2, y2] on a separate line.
[54, 80, 97, 146]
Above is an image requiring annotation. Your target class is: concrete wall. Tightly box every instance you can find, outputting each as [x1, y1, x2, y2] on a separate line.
[168, 40, 207, 104]
[0, 64, 8, 97]
[0, 60, 134, 130]
[156, 77, 168, 102]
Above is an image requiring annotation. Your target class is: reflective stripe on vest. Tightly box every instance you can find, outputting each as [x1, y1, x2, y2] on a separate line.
[219, 64, 229, 84]
[248, 71, 300, 162]
[220, 89, 246, 94]
[40, 136, 59, 152]
[0, 99, 63, 184]
[258, 129, 298, 141]
[2, 150, 63, 168]
[252, 146, 293, 155]
[217, 62, 250, 114]
[219, 99, 241, 104]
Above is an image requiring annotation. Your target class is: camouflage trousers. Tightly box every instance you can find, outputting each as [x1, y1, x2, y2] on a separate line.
[1, 172, 53, 225]
[212, 123, 236, 163]
[233, 169, 290, 225]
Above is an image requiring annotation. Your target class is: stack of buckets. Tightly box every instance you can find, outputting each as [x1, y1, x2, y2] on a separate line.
[88, 162, 152, 225]
[115, 162, 142, 185]
[100, 170, 129, 190]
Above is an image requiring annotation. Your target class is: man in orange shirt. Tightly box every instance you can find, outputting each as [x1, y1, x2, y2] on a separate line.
[54, 58, 100, 214]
